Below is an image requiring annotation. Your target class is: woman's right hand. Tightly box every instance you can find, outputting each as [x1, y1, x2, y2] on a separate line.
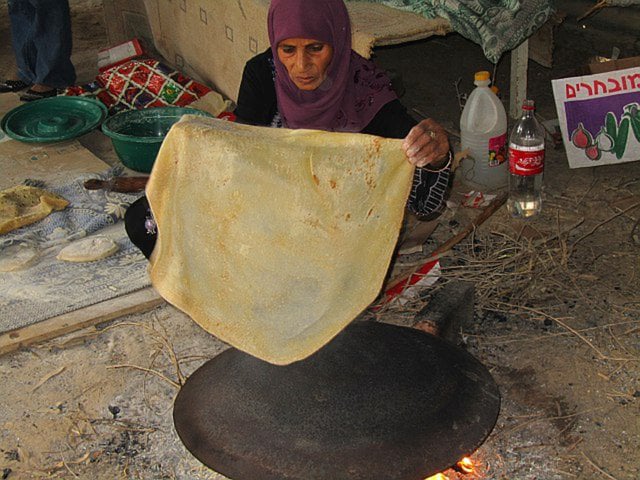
[402, 118, 450, 169]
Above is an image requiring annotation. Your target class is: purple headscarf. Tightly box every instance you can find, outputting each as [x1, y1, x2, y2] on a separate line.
[267, 0, 398, 132]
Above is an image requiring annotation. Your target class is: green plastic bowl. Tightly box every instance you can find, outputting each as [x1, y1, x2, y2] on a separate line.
[101, 106, 214, 173]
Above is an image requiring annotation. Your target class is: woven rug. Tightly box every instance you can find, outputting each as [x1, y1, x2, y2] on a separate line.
[0, 171, 150, 333]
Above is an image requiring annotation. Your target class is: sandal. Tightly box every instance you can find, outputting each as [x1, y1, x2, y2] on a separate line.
[19, 88, 59, 102]
[0, 79, 30, 93]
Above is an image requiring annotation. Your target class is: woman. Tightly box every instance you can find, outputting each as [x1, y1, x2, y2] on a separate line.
[125, 0, 451, 259]
[235, 0, 451, 215]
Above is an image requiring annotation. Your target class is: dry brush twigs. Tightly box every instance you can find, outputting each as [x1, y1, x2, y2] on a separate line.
[106, 363, 181, 389]
[495, 407, 603, 440]
[103, 314, 186, 390]
[568, 201, 640, 257]
[439, 227, 569, 314]
[581, 451, 621, 480]
[382, 212, 639, 362]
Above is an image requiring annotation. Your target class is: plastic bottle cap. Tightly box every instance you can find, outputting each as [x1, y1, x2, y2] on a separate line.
[474, 71, 491, 82]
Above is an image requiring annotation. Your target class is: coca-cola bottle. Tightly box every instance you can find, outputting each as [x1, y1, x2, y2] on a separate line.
[507, 99, 545, 218]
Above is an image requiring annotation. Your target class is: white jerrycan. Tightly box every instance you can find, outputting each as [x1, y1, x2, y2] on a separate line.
[459, 71, 508, 191]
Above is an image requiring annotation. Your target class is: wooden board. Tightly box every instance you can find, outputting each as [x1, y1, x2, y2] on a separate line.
[0, 139, 109, 190]
[0, 287, 165, 356]
[528, 12, 565, 69]
[0, 91, 21, 119]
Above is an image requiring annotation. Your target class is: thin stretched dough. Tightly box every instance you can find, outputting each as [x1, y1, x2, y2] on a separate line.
[57, 236, 119, 262]
[0, 244, 39, 272]
[147, 116, 414, 365]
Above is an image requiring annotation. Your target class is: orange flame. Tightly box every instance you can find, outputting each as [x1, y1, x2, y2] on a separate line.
[457, 456, 475, 474]
[424, 474, 448, 480]
[424, 456, 476, 479]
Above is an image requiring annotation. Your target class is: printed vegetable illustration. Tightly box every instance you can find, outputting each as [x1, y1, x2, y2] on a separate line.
[585, 144, 601, 161]
[623, 103, 640, 143]
[571, 123, 592, 149]
[595, 127, 614, 152]
[605, 112, 618, 140]
[572, 106, 637, 162]
[604, 111, 631, 160]
[613, 117, 629, 160]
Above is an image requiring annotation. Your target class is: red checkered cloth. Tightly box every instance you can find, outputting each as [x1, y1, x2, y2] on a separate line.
[64, 58, 212, 114]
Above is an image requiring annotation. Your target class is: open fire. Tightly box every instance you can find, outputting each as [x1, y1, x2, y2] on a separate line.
[425, 456, 477, 480]
[456, 457, 476, 474]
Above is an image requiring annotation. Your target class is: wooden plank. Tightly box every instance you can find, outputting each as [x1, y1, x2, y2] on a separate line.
[509, 39, 529, 119]
[528, 19, 554, 68]
[528, 12, 565, 69]
[0, 287, 165, 356]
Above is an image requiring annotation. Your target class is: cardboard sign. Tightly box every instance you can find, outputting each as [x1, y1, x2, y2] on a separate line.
[552, 66, 640, 168]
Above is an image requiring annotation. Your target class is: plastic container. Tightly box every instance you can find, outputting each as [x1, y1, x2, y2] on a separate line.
[459, 71, 508, 191]
[507, 99, 545, 218]
[1, 96, 107, 143]
[102, 106, 213, 173]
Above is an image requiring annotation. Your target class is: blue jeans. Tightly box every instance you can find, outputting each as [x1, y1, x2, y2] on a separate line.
[7, 0, 76, 87]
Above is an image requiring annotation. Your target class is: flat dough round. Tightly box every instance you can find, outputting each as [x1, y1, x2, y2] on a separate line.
[147, 116, 414, 365]
[57, 236, 119, 262]
[0, 244, 40, 272]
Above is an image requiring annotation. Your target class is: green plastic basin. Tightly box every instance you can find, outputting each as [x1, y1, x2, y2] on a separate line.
[101, 106, 214, 173]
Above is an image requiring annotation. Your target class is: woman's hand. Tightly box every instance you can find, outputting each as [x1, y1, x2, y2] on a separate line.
[402, 118, 450, 169]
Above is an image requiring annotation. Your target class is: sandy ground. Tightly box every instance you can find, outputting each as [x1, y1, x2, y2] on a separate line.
[1, 1, 639, 479]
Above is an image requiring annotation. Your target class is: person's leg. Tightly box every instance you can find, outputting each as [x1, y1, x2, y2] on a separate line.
[7, 0, 37, 85]
[30, 0, 76, 88]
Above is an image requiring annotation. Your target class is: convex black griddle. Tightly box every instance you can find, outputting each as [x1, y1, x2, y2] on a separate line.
[174, 321, 500, 480]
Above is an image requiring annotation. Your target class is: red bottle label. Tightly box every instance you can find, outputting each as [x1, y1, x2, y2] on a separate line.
[488, 133, 507, 166]
[509, 144, 544, 176]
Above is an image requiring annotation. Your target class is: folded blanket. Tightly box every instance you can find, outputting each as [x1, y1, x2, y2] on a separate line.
[354, 0, 556, 63]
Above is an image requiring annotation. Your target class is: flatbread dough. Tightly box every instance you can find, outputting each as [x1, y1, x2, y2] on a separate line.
[0, 185, 69, 234]
[147, 116, 414, 365]
[57, 236, 119, 262]
[0, 244, 39, 272]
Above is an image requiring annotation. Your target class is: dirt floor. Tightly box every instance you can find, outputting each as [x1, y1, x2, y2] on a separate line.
[1, 1, 639, 479]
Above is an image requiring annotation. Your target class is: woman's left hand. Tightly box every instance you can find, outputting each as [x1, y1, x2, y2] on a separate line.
[402, 118, 450, 168]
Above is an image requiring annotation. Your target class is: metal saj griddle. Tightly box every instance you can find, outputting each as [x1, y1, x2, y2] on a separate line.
[174, 321, 500, 480]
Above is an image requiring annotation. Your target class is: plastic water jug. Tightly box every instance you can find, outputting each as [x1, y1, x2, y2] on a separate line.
[459, 71, 508, 191]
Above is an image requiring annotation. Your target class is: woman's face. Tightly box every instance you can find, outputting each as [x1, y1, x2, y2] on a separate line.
[276, 38, 334, 91]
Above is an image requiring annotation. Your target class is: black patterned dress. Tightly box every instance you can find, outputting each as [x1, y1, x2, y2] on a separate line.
[235, 49, 450, 217]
